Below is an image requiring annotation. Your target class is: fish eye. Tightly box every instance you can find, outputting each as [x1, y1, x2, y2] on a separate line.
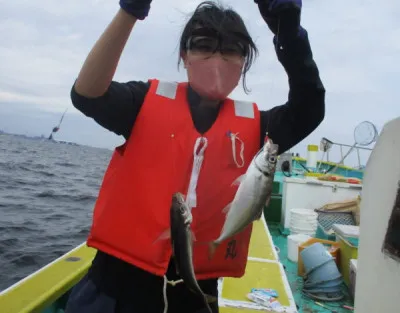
[269, 156, 276, 163]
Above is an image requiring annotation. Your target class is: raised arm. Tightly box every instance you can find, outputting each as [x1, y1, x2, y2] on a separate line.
[255, 0, 325, 153]
[74, 9, 138, 98]
[75, 1, 152, 97]
[71, 1, 152, 139]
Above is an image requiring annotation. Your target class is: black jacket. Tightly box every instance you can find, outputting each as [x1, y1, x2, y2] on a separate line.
[72, 32, 325, 154]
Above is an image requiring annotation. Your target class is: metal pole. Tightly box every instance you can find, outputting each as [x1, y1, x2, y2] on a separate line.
[357, 148, 361, 168]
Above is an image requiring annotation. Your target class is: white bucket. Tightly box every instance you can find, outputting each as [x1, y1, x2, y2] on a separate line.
[287, 234, 312, 262]
[290, 208, 318, 236]
[290, 227, 316, 236]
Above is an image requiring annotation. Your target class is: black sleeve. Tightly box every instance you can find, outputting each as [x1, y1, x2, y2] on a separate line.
[71, 80, 151, 140]
[260, 30, 326, 154]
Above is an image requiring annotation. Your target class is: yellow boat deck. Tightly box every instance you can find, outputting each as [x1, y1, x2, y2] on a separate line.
[219, 217, 296, 312]
[0, 216, 296, 313]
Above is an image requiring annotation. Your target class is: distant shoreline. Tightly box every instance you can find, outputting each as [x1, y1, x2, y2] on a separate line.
[0, 130, 81, 147]
[0, 130, 115, 152]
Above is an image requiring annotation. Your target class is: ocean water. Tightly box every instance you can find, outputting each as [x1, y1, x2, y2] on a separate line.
[0, 134, 112, 291]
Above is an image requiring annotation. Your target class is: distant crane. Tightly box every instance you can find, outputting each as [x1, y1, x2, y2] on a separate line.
[48, 108, 68, 140]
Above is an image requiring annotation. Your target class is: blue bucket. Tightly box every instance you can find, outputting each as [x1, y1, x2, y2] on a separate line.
[301, 243, 341, 285]
[302, 290, 344, 302]
[304, 276, 342, 289]
[301, 243, 333, 272]
[303, 285, 342, 294]
[306, 259, 342, 286]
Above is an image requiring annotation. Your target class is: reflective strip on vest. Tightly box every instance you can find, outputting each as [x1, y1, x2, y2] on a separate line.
[156, 81, 178, 99]
[156, 82, 255, 120]
[234, 100, 255, 119]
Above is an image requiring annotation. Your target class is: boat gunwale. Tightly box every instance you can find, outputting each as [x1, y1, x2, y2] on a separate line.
[0, 242, 94, 313]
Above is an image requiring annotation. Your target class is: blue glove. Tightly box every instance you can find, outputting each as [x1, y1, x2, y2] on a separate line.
[254, 0, 302, 39]
[119, 0, 152, 20]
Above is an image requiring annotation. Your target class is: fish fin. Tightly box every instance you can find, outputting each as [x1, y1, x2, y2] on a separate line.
[205, 294, 218, 303]
[208, 242, 219, 260]
[152, 229, 171, 244]
[222, 203, 232, 214]
[231, 174, 246, 186]
[191, 230, 197, 242]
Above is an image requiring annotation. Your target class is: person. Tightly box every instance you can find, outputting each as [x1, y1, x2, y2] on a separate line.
[65, 0, 325, 312]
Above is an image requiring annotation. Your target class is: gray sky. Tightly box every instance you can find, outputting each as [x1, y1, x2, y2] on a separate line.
[0, 0, 399, 167]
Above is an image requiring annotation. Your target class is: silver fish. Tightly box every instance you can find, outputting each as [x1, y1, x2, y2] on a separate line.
[208, 138, 279, 259]
[170, 192, 217, 312]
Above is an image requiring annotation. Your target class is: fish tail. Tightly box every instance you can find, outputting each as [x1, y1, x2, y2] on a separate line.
[208, 241, 219, 260]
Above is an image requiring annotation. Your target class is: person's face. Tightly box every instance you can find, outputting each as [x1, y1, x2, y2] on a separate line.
[180, 27, 247, 102]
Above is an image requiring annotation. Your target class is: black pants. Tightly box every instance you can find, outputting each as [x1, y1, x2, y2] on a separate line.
[64, 274, 219, 313]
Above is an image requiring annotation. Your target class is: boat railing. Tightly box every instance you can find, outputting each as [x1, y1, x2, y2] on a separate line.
[322, 140, 373, 170]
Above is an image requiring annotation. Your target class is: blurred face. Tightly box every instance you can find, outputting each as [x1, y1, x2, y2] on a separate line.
[182, 28, 246, 101]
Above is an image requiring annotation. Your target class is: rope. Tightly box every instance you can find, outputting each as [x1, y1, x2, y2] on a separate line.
[162, 276, 184, 313]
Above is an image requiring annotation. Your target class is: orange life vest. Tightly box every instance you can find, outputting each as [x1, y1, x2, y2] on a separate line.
[87, 79, 261, 280]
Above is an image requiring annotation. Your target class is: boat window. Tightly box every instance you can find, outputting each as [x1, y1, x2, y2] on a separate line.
[382, 181, 400, 262]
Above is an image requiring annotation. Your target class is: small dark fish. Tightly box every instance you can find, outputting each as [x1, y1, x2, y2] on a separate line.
[170, 192, 217, 312]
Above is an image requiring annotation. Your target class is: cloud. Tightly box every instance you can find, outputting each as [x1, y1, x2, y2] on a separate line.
[0, 0, 399, 166]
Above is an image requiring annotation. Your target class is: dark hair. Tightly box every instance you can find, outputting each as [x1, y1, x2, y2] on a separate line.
[178, 1, 258, 94]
